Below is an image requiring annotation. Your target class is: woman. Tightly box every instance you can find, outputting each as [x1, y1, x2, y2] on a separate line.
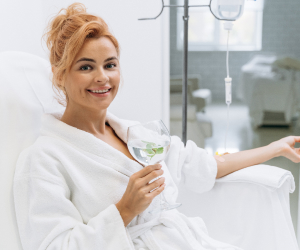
[13, 2, 300, 250]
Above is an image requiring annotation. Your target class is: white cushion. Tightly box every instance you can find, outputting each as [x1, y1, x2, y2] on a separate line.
[0, 51, 65, 250]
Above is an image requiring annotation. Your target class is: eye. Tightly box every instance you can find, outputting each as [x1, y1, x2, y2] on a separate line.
[106, 63, 117, 69]
[80, 65, 92, 71]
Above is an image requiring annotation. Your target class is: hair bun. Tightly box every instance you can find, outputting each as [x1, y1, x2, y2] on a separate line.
[64, 2, 87, 18]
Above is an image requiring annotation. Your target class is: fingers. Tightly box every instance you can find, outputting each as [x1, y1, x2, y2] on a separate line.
[287, 136, 300, 150]
[134, 164, 162, 179]
[285, 147, 300, 163]
[129, 164, 163, 191]
[292, 148, 300, 163]
[142, 176, 165, 193]
[278, 136, 300, 148]
[142, 169, 164, 185]
[293, 136, 300, 143]
[146, 182, 166, 199]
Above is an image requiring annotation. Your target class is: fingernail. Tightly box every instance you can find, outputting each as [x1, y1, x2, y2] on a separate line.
[158, 164, 162, 168]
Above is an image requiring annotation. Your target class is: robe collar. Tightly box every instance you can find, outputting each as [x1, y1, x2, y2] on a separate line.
[40, 111, 144, 176]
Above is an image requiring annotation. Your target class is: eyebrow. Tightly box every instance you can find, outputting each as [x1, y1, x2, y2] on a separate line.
[75, 56, 118, 64]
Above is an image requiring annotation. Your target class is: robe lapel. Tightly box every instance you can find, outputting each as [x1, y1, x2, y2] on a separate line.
[41, 111, 144, 177]
[105, 111, 141, 144]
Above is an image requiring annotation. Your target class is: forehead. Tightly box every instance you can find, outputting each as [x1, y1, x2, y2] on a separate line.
[75, 36, 118, 60]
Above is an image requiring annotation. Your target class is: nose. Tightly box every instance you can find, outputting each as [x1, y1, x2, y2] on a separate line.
[95, 67, 109, 83]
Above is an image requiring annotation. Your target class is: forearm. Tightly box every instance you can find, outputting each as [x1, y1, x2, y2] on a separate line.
[216, 142, 281, 179]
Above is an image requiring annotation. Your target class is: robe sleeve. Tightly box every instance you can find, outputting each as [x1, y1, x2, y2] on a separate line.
[164, 135, 218, 194]
[13, 150, 134, 250]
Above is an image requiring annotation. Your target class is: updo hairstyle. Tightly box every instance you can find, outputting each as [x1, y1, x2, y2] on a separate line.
[42, 2, 120, 107]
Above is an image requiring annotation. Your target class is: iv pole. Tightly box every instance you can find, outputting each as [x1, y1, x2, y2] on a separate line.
[139, 0, 232, 145]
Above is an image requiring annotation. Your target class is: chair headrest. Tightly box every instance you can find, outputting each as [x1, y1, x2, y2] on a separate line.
[0, 51, 65, 114]
[0, 51, 65, 249]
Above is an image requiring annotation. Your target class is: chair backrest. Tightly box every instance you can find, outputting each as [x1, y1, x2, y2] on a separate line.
[0, 51, 65, 250]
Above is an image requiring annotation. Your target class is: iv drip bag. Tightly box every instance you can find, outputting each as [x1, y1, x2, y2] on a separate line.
[211, 0, 246, 21]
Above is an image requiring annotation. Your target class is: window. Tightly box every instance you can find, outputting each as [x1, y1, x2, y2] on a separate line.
[176, 0, 264, 51]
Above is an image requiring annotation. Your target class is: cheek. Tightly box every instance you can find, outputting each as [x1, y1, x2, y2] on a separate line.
[75, 73, 91, 83]
[70, 74, 91, 90]
[111, 74, 120, 96]
[110, 71, 121, 84]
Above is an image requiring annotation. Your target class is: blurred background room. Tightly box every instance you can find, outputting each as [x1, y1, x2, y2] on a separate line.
[169, 0, 300, 239]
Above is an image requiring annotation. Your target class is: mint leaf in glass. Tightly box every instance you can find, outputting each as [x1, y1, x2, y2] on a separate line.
[141, 140, 164, 160]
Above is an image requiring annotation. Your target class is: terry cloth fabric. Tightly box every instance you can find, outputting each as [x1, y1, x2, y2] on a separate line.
[13, 111, 243, 250]
[216, 164, 295, 192]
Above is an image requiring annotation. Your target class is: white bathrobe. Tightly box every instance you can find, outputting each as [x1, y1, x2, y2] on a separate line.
[13, 111, 243, 250]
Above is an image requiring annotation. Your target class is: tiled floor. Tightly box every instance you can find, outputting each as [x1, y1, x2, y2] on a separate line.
[203, 102, 300, 236]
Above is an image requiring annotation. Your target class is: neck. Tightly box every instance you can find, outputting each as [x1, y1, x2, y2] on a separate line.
[60, 104, 108, 136]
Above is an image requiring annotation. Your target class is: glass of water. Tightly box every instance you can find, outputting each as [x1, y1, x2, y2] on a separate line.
[127, 120, 182, 214]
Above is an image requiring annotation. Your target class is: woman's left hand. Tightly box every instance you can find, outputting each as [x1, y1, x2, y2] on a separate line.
[270, 136, 300, 163]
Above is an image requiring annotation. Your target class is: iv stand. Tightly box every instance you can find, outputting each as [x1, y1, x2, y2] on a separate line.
[139, 0, 232, 145]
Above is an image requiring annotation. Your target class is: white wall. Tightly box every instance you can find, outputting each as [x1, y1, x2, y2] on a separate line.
[0, 0, 170, 127]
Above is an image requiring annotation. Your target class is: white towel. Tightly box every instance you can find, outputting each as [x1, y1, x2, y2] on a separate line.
[216, 164, 295, 192]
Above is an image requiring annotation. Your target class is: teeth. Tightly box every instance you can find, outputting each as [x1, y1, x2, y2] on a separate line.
[90, 89, 110, 93]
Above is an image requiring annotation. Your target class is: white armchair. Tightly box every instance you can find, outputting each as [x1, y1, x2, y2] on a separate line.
[177, 165, 298, 250]
[0, 51, 298, 250]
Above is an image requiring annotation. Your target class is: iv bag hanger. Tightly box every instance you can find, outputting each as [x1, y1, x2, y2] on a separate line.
[138, 0, 238, 21]
[138, 0, 244, 145]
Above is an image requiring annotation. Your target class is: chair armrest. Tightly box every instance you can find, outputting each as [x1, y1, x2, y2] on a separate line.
[177, 164, 298, 250]
[216, 164, 295, 193]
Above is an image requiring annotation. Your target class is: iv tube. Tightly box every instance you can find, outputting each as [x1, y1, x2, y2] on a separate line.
[224, 77, 232, 151]
[224, 28, 232, 152]
[226, 30, 230, 78]
[224, 102, 230, 151]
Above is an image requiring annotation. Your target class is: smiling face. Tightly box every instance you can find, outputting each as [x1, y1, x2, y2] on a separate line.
[64, 36, 120, 112]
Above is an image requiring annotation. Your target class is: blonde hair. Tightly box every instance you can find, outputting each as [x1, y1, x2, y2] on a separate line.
[42, 2, 120, 107]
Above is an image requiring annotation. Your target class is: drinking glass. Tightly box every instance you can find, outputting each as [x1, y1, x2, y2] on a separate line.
[127, 120, 182, 214]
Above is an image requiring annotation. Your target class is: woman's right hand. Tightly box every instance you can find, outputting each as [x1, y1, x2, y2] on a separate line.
[115, 163, 165, 227]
